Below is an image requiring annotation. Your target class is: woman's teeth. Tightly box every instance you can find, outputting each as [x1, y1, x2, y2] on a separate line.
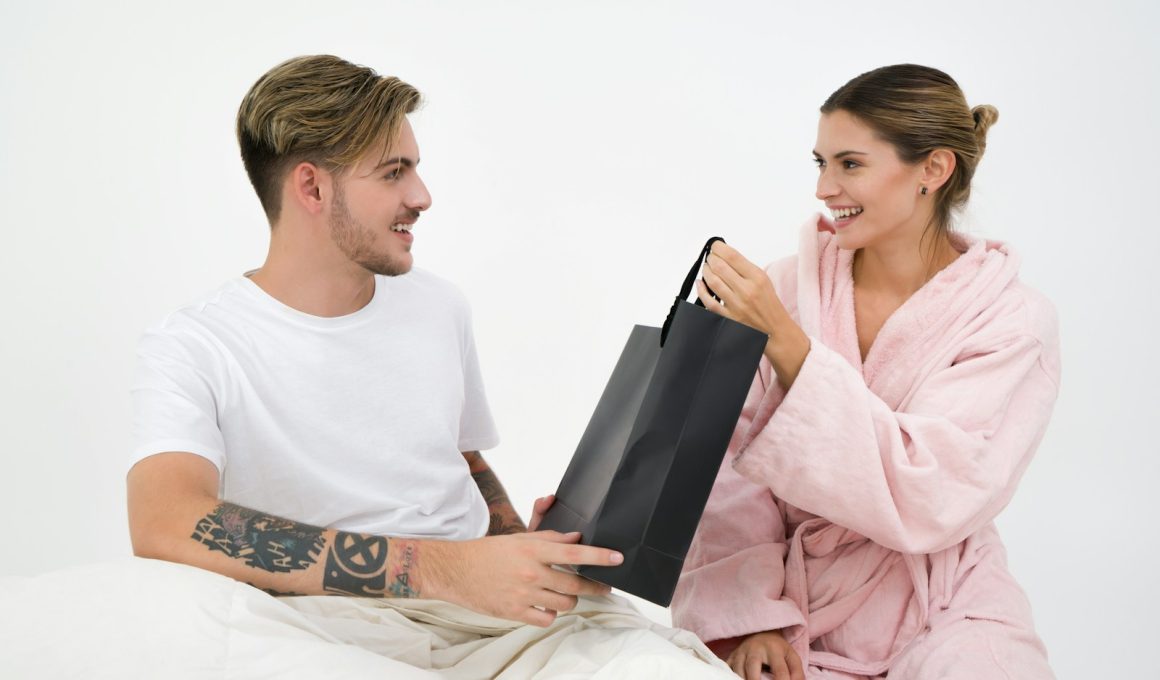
[832, 207, 863, 219]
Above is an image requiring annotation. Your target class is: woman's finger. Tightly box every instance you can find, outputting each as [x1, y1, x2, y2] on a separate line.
[769, 654, 791, 680]
[700, 266, 736, 305]
[711, 242, 763, 278]
[785, 646, 805, 680]
[727, 652, 746, 679]
[706, 251, 745, 288]
[696, 279, 730, 318]
[745, 652, 764, 680]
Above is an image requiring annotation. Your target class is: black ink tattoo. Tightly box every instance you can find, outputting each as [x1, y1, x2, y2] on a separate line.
[387, 542, 419, 598]
[191, 503, 325, 573]
[471, 467, 507, 507]
[471, 466, 527, 535]
[322, 531, 389, 597]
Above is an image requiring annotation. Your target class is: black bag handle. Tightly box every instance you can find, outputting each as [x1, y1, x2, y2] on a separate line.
[660, 236, 725, 346]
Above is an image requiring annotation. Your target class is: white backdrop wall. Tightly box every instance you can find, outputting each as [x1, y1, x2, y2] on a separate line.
[1, 2, 1156, 677]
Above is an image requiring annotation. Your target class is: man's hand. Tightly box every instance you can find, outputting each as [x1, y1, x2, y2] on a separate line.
[527, 494, 555, 531]
[726, 630, 804, 680]
[423, 530, 619, 627]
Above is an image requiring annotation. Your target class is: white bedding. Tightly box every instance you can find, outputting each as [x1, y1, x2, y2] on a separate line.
[0, 558, 734, 679]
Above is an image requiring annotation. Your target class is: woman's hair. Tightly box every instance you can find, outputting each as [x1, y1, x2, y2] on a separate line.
[236, 55, 422, 223]
[821, 64, 997, 244]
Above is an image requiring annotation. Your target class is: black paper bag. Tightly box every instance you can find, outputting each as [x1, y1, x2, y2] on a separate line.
[538, 237, 767, 606]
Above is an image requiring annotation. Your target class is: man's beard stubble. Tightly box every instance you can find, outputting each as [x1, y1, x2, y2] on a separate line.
[329, 184, 412, 277]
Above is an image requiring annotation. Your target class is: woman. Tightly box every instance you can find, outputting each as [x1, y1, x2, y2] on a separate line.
[672, 64, 1059, 680]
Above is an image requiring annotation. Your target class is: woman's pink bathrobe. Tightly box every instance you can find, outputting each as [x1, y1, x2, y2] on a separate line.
[672, 217, 1060, 679]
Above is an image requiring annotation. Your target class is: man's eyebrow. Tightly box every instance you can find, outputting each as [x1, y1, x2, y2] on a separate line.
[373, 156, 419, 171]
[812, 150, 868, 159]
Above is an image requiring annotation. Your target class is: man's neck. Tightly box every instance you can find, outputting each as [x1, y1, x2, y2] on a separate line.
[248, 238, 376, 318]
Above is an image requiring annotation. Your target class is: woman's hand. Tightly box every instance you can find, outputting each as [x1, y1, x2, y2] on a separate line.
[726, 630, 804, 680]
[697, 242, 811, 388]
[697, 242, 786, 337]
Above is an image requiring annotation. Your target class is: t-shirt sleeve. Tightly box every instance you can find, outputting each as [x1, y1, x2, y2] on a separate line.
[456, 305, 500, 453]
[130, 324, 227, 473]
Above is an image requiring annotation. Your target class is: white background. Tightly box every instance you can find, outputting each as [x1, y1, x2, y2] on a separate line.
[1, 1, 1156, 677]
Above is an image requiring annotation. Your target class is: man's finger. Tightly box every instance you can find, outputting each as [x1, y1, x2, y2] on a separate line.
[522, 606, 557, 628]
[528, 530, 582, 543]
[527, 496, 554, 532]
[528, 531, 624, 567]
[542, 540, 623, 568]
[537, 589, 579, 613]
[547, 569, 613, 599]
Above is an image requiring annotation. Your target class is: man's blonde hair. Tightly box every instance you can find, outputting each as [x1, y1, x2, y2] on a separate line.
[236, 55, 421, 222]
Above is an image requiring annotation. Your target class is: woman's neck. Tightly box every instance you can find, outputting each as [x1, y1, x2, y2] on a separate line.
[853, 231, 960, 299]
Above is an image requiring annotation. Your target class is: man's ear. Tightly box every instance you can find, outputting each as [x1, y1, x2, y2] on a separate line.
[285, 161, 331, 217]
[921, 148, 956, 193]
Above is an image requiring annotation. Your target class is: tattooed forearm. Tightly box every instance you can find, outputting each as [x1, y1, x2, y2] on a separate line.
[189, 503, 417, 600]
[322, 531, 390, 597]
[191, 503, 325, 572]
[471, 465, 508, 507]
[387, 541, 420, 598]
[470, 464, 527, 535]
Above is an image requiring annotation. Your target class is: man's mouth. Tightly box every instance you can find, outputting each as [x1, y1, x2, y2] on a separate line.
[390, 222, 414, 233]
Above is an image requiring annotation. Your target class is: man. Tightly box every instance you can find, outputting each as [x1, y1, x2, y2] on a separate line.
[127, 54, 622, 626]
[0, 54, 734, 678]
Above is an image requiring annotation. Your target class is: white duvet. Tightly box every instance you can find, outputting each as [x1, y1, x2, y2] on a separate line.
[0, 558, 734, 679]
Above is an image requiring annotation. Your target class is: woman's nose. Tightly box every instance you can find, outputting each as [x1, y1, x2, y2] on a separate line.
[816, 170, 838, 201]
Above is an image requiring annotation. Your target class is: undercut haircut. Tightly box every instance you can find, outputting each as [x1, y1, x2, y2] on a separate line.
[236, 55, 421, 223]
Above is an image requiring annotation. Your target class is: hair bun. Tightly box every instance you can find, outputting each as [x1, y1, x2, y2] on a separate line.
[971, 104, 999, 136]
[970, 104, 999, 155]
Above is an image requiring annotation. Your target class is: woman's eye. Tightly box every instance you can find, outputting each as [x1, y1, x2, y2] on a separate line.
[813, 157, 824, 169]
[384, 168, 402, 180]
[843, 160, 859, 169]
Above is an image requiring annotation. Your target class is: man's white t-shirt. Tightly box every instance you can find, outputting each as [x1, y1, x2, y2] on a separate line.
[131, 268, 500, 540]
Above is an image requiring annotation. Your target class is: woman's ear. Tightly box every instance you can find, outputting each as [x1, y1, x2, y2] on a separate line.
[922, 148, 957, 193]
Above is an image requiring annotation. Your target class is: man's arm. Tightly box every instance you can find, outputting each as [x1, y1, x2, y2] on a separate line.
[462, 451, 526, 535]
[128, 452, 422, 598]
[128, 452, 620, 625]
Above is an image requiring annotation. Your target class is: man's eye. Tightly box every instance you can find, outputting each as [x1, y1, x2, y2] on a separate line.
[384, 168, 402, 180]
[843, 160, 859, 169]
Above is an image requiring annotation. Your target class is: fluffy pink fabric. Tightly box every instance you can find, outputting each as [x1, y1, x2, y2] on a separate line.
[672, 216, 1060, 678]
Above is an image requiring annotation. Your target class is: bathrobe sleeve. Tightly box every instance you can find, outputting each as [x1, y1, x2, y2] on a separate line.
[733, 297, 1061, 555]
[672, 377, 806, 645]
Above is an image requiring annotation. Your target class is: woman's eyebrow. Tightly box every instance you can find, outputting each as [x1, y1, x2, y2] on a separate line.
[813, 149, 869, 159]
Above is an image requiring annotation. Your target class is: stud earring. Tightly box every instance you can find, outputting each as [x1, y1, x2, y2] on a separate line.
[920, 186, 928, 195]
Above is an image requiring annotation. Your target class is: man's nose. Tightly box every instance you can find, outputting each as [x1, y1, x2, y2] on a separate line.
[409, 174, 432, 212]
